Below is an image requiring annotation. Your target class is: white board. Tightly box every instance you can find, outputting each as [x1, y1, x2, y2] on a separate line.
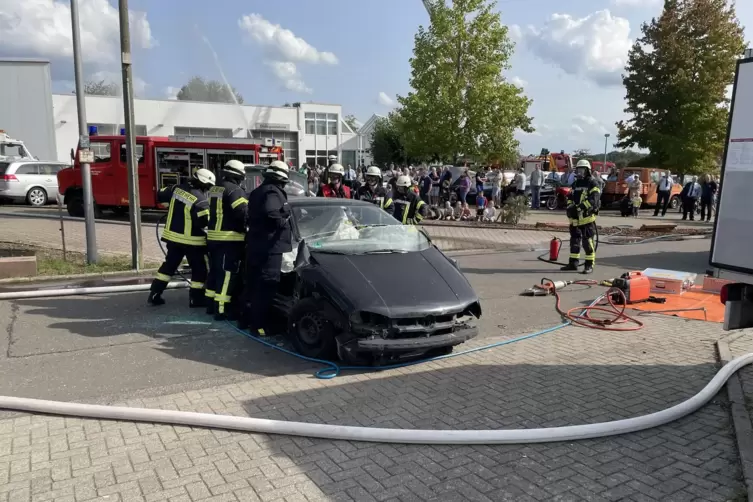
[711, 58, 753, 274]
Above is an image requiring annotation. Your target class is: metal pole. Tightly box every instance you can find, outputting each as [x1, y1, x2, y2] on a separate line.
[70, 0, 98, 264]
[603, 133, 610, 171]
[119, 0, 143, 271]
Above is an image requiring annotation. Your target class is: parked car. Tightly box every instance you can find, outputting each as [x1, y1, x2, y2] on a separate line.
[0, 160, 70, 206]
[278, 198, 482, 364]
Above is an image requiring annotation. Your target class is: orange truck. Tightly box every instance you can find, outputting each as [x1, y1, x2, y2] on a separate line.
[57, 135, 283, 217]
[601, 167, 682, 208]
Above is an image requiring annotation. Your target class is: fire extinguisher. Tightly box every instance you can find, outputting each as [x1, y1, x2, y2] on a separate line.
[549, 237, 562, 261]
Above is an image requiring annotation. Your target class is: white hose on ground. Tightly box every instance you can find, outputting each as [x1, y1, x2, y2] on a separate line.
[1, 353, 750, 445]
[0, 282, 188, 300]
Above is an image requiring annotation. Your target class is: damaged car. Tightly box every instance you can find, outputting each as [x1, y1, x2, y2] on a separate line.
[275, 198, 482, 364]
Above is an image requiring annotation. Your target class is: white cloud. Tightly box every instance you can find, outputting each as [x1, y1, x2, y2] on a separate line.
[89, 70, 147, 96]
[611, 0, 660, 6]
[574, 114, 612, 135]
[239, 14, 337, 65]
[571, 124, 585, 134]
[574, 115, 599, 126]
[0, 0, 154, 77]
[165, 86, 180, 100]
[510, 76, 527, 87]
[513, 10, 632, 87]
[377, 91, 394, 107]
[266, 61, 312, 94]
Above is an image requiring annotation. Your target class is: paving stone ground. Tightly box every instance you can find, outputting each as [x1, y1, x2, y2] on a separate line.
[0, 315, 746, 502]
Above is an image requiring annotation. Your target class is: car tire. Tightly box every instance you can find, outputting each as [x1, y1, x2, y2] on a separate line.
[288, 298, 338, 360]
[66, 192, 84, 217]
[546, 196, 557, 210]
[669, 196, 680, 210]
[26, 187, 48, 207]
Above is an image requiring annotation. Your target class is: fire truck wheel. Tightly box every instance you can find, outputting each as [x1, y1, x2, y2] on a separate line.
[26, 187, 48, 207]
[669, 196, 680, 210]
[66, 193, 84, 217]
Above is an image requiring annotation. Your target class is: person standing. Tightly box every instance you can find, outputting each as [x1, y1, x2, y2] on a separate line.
[356, 166, 393, 211]
[204, 160, 248, 321]
[654, 171, 674, 217]
[391, 175, 428, 224]
[148, 169, 215, 307]
[529, 164, 543, 209]
[681, 176, 701, 221]
[457, 171, 471, 205]
[239, 161, 292, 336]
[419, 168, 432, 205]
[317, 164, 352, 198]
[561, 160, 600, 275]
[514, 167, 527, 196]
[699, 174, 718, 222]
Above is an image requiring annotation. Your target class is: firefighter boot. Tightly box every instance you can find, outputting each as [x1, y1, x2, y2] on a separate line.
[560, 259, 579, 271]
[147, 291, 165, 306]
[582, 261, 594, 275]
[205, 302, 215, 316]
[188, 289, 206, 308]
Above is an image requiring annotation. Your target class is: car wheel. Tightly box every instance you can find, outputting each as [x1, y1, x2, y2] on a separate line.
[288, 298, 338, 360]
[546, 196, 557, 210]
[66, 193, 84, 217]
[669, 196, 680, 210]
[26, 187, 48, 207]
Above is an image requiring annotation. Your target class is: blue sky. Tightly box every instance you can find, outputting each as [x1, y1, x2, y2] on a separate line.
[2, 0, 752, 155]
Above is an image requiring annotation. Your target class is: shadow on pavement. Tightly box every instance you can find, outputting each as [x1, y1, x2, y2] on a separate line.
[230, 361, 741, 501]
[598, 250, 710, 275]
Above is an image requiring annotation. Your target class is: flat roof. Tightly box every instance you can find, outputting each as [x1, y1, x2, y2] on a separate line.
[51, 93, 340, 110]
[0, 58, 51, 64]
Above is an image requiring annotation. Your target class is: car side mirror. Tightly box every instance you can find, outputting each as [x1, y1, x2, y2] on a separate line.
[294, 239, 311, 270]
[70, 149, 75, 162]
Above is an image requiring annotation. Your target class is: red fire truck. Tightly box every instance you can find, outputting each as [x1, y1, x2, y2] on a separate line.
[57, 135, 284, 217]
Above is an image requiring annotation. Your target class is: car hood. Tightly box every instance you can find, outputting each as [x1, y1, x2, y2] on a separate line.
[309, 246, 478, 318]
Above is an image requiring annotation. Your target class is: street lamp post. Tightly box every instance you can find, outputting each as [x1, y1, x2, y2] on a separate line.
[603, 133, 610, 171]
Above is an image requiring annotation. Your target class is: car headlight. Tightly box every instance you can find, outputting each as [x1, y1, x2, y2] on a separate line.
[350, 311, 390, 327]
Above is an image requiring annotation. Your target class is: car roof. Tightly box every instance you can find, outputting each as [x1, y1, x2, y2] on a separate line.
[287, 197, 375, 208]
[6, 160, 69, 166]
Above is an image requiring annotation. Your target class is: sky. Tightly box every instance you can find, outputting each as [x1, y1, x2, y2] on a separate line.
[0, 0, 751, 155]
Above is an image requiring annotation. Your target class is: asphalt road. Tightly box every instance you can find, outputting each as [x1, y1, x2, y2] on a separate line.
[0, 236, 712, 407]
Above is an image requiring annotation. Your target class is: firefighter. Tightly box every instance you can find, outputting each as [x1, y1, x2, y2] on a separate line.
[317, 163, 352, 198]
[392, 175, 428, 224]
[356, 166, 393, 211]
[561, 159, 601, 274]
[239, 160, 292, 336]
[205, 160, 248, 321]
[148, 168, 215, 306]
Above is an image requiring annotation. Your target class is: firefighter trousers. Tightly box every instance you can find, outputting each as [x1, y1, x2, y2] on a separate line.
[569, 222, 596, 264]
[242, 252, 283, 334]
[206, 241, 244, 316]
[151, 241, 208, 305]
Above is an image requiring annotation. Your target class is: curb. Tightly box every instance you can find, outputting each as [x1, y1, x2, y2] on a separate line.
[0, 268, 159, 285]
[717, 333, 753, 501]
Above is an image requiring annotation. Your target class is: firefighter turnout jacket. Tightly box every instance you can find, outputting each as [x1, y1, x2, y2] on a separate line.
[566, 178, 601, 227]
[158, 183, 210, 245]
[318, 183, 351, 198]
[392, 191, 427, 225]
[207, 181, 248, 242]
[356, 185, 393, 211]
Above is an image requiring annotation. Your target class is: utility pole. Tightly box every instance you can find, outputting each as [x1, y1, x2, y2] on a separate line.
[118, 0, 143, 270]
[70, 0, 98, 264]
[603, 133, 610, 171]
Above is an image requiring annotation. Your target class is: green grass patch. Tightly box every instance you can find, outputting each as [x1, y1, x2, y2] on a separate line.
[0, 242, 160, 277]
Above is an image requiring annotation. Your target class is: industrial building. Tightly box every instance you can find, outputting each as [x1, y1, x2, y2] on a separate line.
[1, 58, 377, 168]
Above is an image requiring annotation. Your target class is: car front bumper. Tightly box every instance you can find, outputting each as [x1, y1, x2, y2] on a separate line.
[356, 326, 478, 352]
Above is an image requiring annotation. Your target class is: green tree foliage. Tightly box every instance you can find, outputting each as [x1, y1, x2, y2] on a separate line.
[578, 149, 649, 168]
[176, 77, 244, 104]
[344, 115, 360, 133]
[616, 0, 746, 175]
[84, 80, 119, 96]
[397, 0, 533, 164]
[370, 116, 414, 167]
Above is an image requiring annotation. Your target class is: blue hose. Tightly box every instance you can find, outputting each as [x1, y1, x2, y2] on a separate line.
[226, 319, 572, 379]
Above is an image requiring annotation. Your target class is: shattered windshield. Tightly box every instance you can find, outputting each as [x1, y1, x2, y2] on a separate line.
[293, 204, 431, 254]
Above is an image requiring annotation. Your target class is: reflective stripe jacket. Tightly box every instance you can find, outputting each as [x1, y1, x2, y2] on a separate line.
[566, 178, 601, 226]
[207, 180, 248, 242]
[355, 185, 393, 211]
[158, 183, 210, 246]
[392, 191, 428, 225]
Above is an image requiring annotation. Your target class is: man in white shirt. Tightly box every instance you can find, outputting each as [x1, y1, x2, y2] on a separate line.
[515, 168, 527, 196]
[653, 171, 674, 217]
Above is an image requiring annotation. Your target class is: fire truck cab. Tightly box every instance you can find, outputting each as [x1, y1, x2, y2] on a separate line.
[57, 134, 284, 217]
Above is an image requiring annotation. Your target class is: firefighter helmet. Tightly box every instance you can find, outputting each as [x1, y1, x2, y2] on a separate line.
[264, 160, 289, 182]
[366, 166, 382, 178]
[396, 175, 412, 188]
[329, 164, 345, 176]
[193, 168, 215, 186]
[223, 159, 245, 178]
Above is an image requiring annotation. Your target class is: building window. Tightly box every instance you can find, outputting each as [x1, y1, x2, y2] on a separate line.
[305, 119, 315, 135]
[173, 127, 233, 138]
[88, 123, 147, 136]
[248, 130, 299, 167]
[342, 150, 356, 168]
[316, 119, 326, 135]
[304, 112, 340, 136]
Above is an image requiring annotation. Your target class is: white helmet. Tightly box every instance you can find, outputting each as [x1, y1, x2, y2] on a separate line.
[223, 159, 245, 177]
[576, 159, 591, 169]
[365, 166, 381, 178]
[396, 175, 412, 188]
[329, 164, 345, 176]
[264, 160, 289, 182]
[193, 168, 215, 186]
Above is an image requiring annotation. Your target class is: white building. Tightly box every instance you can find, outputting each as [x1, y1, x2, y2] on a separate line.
[51, 94, 365, 168]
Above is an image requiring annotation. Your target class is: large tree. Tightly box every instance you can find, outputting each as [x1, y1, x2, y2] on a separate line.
[84, 80, 119, 96]
[396, 0, 532, 164]
[616, 0, 746, 174]
[370, 116, 413, 167]
[176, 77, 244, 104]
